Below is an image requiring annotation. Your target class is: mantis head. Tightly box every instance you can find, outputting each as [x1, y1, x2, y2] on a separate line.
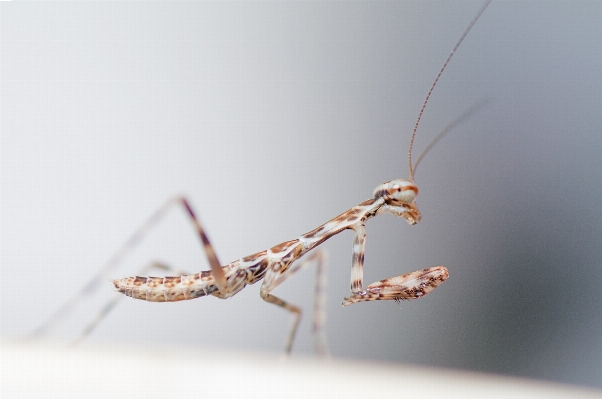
[373, 179, 421, 225]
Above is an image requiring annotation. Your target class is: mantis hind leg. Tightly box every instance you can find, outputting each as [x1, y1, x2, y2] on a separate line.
[31, 195, 225, 341]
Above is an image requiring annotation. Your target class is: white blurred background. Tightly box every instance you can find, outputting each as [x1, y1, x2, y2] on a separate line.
[2, 1, 601, 389]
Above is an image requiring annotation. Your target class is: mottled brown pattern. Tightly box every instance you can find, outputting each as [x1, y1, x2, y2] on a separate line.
[301, 225, 323, 239]
[269, 240, 298, 254]
[163, 276, 181, 288]
[224, 260, 240, 274]
[277, 242, 304, 275]
[332, 209, 358, 224]
[133, 289, 150, 301]
[301, 206, 370, 241]
[167, 291, 186, 301]
[133, 277, 147, 286]
[145, 277, 163, 288]
[358, 198, 377, 206]
[180, 274, 196, 285]
[245, 256, 270, 284]
[188, 289, 204, 299]
[146, 291, 166, 302]
[242, 250, 267, 263]
[212, 269, 248, 299]
[342, 266, 449, 306]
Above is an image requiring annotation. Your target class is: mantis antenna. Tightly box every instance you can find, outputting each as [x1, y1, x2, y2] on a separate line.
[407, 0, 492, 181]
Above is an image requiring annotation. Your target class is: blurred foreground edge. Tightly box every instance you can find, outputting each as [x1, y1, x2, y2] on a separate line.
[2, 338, 601, 398]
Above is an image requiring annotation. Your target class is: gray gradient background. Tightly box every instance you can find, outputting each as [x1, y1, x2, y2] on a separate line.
[2, 1, 602, 389]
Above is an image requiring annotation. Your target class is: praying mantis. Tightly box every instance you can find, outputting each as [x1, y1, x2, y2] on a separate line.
[31, 0, 492, 355]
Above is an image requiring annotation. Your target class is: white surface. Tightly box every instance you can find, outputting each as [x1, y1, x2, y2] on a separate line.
[2, 339, 602, 399]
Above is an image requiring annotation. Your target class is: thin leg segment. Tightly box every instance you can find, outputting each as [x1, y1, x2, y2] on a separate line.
[179, 199, 226, 289]
[350, 224, 366, 294]
[32, 195, 224, 339]
[312, 251, 329, 357]
[259, 291, 302, 355]
[259, 250, 330, 356]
